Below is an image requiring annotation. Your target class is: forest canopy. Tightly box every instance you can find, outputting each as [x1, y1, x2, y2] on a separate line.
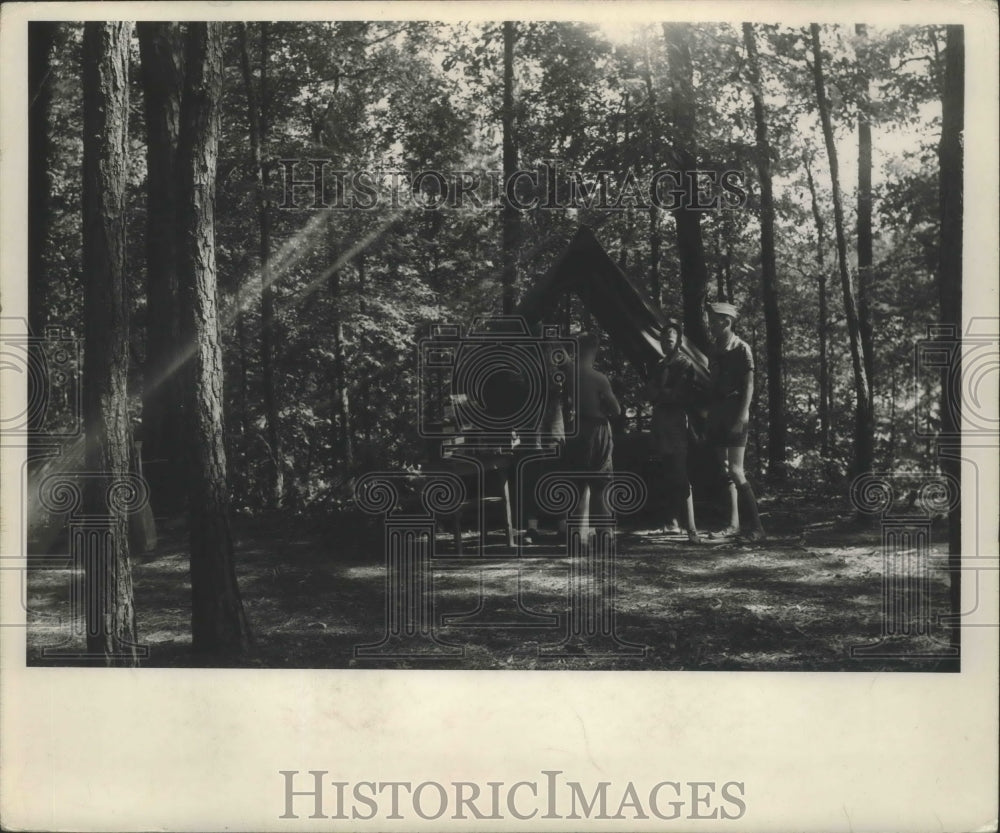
[31, 20, 954, 513]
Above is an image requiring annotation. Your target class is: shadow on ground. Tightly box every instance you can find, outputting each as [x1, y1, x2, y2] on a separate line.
[25, 496, 956, 671]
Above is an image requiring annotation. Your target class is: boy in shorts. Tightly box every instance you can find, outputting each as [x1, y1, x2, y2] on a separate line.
[523, 332, 571, 543]
[647, 318, 701, 543]
[706, 302, 765, 541]
[566, 333, 620, 527]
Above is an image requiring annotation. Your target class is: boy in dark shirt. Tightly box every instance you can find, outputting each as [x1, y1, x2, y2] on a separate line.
[646, 318, 701, 543]
[706, 302, 765, 541]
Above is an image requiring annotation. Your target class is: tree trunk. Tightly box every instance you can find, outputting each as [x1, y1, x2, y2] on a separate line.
[886, 367, 897, 469]
[330, 266, 354, 471]
[357, 253, 372, 463]
[176, 22, 252, 657]
[642, 58, 662, 308]
[714, 226, 726, 302]
[724, 244, 734, 303]
[743, 23, 787, 481]
[619, 212, 633, 271]
[663, 23, 712, 353]
[809, 23, 874, 479]
[501, 21, 518, 314]
[238, 22, 283, 509]
[619, 92, 635, 273]
[324, 227, 355, 471]
[29, 22, 58, 338]
[804, 155, 831, 461]
[938, 24, 963, 659]
[648, 207, 662, 306]
[750, 323, 762, 465]
[232, 255, 252, 439]
[855, 25, 876, 398]
[81, 21, 140, 665]
[137, 22, 185, 515]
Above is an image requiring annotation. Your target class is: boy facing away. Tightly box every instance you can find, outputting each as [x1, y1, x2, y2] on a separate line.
[566, 333, 620, 526]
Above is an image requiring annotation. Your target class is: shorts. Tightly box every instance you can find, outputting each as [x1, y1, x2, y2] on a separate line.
[706, 400, 748, 448]
[567, 418, 613, 474]
[660, 449, 689, 494]
[651, 406, 688, 458]
[523, 439, 566, 517]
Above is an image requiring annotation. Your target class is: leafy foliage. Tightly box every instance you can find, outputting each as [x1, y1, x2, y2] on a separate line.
[41, 20, 948, 512]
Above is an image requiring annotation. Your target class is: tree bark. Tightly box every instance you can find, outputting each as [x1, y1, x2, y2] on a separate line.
[648, 207, 662, 307]
[619, 91, 632, 272]
[938, 24, 963, 660]
[357, 253, 372, 464]
[750, 323, 762, 464]
[81, 21, 140, 665]
[29, 22, 58, 338]
[328, 254, 355, 471]
[855, 25, 876, 401]
[137, 22, 186, 515]
[714, 226, 726, 302]
[642, 56, 662, 307]
[232, 255, 252, 439]
[501, 21, 518, 314]
[809, 23, 874, 479]
[743, 23, 787, 481]
[238, 22, 283, 508]
[724, 244, 734, 304]
[176, 22, 252, 657]
[886, 367, 897, 469]
[663, 23, 712, 353]
[804, 155, 831, 462]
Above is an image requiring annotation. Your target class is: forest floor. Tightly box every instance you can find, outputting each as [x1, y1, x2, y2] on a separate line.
[25, 494, 957, 671]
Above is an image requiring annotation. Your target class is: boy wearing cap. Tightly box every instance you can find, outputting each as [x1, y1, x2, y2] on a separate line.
[646, 318, 701, 543]
[706, 302, 765, 541]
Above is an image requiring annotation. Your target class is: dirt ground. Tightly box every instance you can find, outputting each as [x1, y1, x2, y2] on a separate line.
[24, 494, 957, 671]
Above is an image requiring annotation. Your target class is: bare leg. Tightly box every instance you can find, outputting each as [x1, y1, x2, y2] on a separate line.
[592, 480, 610, 521]
[574, 483, 591, 538]
[728, 444, 764, 538]
[716, 446, 739, 533]
[674, 448, 696, 535]
[502, 474, 515, 548]
[727, 444, 747, 486]
[684, 490, 700, 543]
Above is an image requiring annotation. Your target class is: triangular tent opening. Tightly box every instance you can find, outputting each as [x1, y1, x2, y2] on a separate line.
[515, 225, 709, 381]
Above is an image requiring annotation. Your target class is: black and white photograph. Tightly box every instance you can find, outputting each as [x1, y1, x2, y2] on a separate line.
[1, 1, 997, 830]
[13, 12, 975, 670]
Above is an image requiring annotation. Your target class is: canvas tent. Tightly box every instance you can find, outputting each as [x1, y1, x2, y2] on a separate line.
[515, 225, 710, 382]
[515, 225, 725, 503]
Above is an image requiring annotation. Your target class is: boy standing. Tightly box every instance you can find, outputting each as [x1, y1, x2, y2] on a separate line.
[523, 332, 571, 543]
[706, 302, 765, 541]
[647, 318, 701, 543]
[566, 333, 620, 526]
